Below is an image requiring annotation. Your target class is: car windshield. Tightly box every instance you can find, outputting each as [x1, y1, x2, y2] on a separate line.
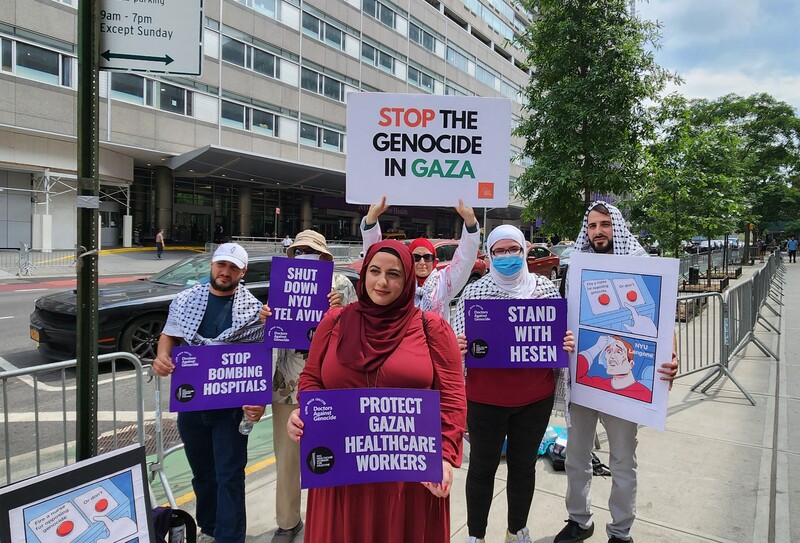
[148, 254, 211, 287]
[550, 245, 569, 257]
[559, 247, 573, 259]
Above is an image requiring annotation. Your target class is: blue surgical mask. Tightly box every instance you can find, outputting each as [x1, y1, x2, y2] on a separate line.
[492, 255, 524, 276]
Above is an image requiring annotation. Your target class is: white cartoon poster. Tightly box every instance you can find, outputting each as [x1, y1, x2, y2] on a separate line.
[567, 252, 679, 430]
[0, 445, 153, 543]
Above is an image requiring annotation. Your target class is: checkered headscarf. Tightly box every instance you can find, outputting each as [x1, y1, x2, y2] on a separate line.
[573, 201, 647, 256]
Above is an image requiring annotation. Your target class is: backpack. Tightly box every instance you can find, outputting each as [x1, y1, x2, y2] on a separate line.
[152, 506, 197, 543]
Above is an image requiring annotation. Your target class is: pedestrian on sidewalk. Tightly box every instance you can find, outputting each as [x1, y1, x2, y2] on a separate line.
[758, 237, 766, 263]
[553, 202, 678, 543]
[155, 228, 165, 259]
[287, 240, 467, 543]
[152, 243, 266, 543]
[451, 225, 575, 543]
[258, 230, 356, 543]
[360, 195, 480, 319]
[787, 235, 797, 263]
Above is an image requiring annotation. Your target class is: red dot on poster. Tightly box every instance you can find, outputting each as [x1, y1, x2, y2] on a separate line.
[627, 290, 638, 302]
[95, 498, 109, 512]
[598, 293, 610, 305]
[56, 521, 74, 537]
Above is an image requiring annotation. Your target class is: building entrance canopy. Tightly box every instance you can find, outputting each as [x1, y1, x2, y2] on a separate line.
[168, 145, 345, 193]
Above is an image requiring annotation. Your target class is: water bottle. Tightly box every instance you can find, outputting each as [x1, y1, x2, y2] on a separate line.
[238, 418, 254, 436]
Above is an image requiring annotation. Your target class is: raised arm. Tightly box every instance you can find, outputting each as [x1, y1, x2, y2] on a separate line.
[434, 200, 480, 306]
[360, 196, 388, 256]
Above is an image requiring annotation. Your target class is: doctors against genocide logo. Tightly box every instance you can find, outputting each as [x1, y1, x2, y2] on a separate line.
[467, 303, 491, 322]
[174, 351, 199, 367]
[267, 325, 289, 343]
[307, 447, 335, 474]
[470, 339, 489, 358]
[478, 182, 494, 199]
[304, 397, 337, 422]
[175, 384, 195, 403]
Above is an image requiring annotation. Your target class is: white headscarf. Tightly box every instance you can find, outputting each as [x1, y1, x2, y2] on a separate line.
[573, 201, 647, 256]
[485, 224, 539, 298]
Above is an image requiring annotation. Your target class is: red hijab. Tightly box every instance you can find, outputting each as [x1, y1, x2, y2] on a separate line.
[336, 240, 417, 372]
[408, 237, 438, 286]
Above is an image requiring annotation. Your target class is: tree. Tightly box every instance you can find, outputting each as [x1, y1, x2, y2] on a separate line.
[627, 95, 746, 267]
[513, 0, 678, 237]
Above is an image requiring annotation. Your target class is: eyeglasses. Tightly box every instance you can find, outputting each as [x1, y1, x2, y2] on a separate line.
[491, 246, 523, 257]
[412, 253, 435, 263]
[293, 247, 320, 256]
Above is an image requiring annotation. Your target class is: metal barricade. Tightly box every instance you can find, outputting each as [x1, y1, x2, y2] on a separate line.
[0, 352, 146, 485]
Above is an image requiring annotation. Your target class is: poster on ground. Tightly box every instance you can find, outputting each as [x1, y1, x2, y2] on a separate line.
[463, 298, 568, 368]
[169, 343, 271, 412]
[299, 388, 442, 489]
[0, 445, 153, 543]
[346, 92, 511, 207]
[566, 252, 679, 430]
[263, 257, 334, 350]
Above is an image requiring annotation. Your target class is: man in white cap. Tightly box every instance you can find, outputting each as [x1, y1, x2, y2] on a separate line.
[260, 230, 356, 543]
[153, 243, 266, 543]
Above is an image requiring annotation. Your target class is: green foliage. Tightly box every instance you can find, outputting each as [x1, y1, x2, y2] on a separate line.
[626, 94, 746, 255]
[513, 0, 678, 237]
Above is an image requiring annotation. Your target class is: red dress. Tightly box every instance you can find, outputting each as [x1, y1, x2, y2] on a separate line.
[298, 307, 467, 543]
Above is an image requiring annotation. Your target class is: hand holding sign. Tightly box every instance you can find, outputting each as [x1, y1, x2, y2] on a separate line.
[421, 461, 452, 498]
[366, 195, 390, 225]
[455, 199, 477, 228]
[288, 408, 304, 444]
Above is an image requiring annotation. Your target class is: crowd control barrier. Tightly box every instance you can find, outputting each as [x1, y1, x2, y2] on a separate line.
[0, 352, 146, 486]
[675, 253, 784, 405]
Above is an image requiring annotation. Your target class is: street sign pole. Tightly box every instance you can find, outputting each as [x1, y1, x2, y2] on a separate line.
[76, 0, 101, 460]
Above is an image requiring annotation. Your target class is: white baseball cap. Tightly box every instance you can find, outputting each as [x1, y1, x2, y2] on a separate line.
[212, 243, 248, 269]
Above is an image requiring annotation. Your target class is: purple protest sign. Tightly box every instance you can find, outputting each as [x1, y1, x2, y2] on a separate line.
[169, 344, 271, 412]
[464, 298, 568, 369]
[299, 388, 443, 489]
[263, 257, 334, 350]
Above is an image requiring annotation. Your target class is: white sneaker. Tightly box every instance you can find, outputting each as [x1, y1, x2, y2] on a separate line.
[197, 534, 216, 543]
[465, 537, 485, 543]
[505, 527, 532, 543]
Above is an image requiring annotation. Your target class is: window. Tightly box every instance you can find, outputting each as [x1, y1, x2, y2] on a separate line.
[252, 48, 276, 78]
[324, 25, 343, 49]
[221, 100, 246, 129]
[301, 67, 319, 93]
[252, 109, 275, 136]
[476, 65, 496, 88]
[234, 0, 277, 18]
[157, 81, 186, 114]
[322, 76, 343, 101]
[409, 23, 435, 52]
[2, 39, 12, 72]
[408, 66, 433, 92]
[302, 12, 321, 38]
[300, 122, 318, 146]
[446, 46, 470, 72]
[321, 128, 342, 152]
[111, 72, 146, 104]
[363, 0, 396, 29]
[300, 122, 344, 152]
[15, 42, 59, 85]
[221, 37, 246, 66]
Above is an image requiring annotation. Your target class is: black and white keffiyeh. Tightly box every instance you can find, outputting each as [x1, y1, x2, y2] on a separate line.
[166, 283, 263, 345]
[573, 201, 647, 256]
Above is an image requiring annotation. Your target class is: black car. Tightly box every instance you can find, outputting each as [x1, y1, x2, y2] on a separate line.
[30, 253, 360, 361]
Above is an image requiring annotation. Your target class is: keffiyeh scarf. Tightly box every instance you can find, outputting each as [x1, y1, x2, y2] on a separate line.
[573, 201, 647, 256]
[170, 283, 264, 345]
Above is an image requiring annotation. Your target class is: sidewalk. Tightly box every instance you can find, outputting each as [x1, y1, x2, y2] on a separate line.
[167, 261, 793, 542]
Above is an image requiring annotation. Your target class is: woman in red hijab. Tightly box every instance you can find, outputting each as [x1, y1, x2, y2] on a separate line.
[289, 239, 466, 542]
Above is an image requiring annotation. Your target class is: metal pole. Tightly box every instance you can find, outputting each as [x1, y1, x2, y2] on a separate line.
[76, 0, 100, 460]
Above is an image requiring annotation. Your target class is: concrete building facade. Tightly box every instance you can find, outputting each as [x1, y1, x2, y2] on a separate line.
[0, 0, 536, 250]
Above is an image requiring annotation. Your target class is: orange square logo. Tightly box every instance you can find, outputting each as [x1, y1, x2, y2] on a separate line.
[478, 182, 494, 199]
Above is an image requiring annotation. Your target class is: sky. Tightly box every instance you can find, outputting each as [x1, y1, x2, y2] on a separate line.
[635, 0, 800, 114]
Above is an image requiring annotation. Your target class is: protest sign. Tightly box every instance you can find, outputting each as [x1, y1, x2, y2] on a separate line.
[1, 445, 153, 543]
[346, 92, 511, 207]
[567, 252, 679, 430]
[169, 343, 270, 412]
[299, 388, 442, 489]
[264, 257, 334, 350]
[464, 298, 568, 369]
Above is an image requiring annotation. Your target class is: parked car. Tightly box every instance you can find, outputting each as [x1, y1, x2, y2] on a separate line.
[348, 238, 489, 287]
[525, 244, 561, 280]
[29, 253, 359, 361]
[549, 244, 574, 277]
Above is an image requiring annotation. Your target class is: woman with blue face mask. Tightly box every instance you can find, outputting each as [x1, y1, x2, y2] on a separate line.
[452, 224, 571, 543]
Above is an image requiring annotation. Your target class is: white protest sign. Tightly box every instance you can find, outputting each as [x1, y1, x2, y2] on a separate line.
[346, 93, 511, 207]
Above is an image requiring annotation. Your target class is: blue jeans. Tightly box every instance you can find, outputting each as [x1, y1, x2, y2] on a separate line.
[178, 407, 249, 543]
